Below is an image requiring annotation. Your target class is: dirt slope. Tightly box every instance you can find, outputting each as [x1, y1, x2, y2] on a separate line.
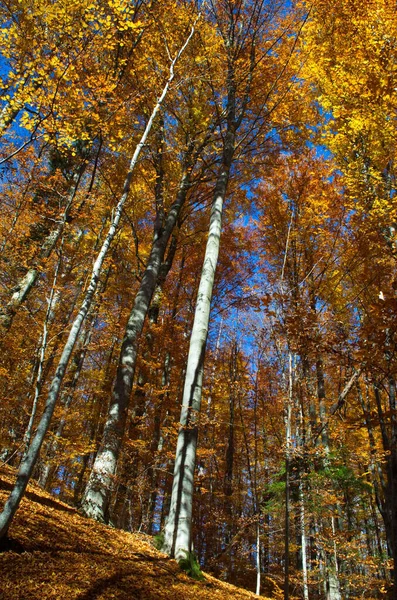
[0, 467, 276, 600]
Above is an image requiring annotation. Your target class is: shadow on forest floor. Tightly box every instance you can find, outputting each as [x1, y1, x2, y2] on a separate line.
[0, 466, 274, 600]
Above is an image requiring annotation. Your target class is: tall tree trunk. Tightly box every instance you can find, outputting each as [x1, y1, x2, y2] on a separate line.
[299, 480, 309, 600]
[146, 352, 172, 533]
[386, 372, 397, 593]
[161, 9, 249, 551]
[315, 354, 341, 600]
[80, 167, 193, 522]
[256, 519, 261, 596]
[22, 240, 64, 455]
[163, 128, 234, 559]
[224, 340, 237, 512]
[284, 352, 293, 600]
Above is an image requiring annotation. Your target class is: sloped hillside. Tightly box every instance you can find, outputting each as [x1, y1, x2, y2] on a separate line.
[0, 468, 277, 600]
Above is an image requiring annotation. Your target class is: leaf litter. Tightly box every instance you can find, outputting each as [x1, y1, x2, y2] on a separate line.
[0, 467, 274, 599]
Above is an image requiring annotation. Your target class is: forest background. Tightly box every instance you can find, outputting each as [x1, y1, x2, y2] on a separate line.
[0, 0, 396, 598]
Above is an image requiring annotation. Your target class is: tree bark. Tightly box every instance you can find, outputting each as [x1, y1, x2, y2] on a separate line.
[80, 168, 193, 522]
[284, 353, 293, 600]
[315, 355, 341, 600]
[300, 480, 310, 600]
[162, 140, 233, 559]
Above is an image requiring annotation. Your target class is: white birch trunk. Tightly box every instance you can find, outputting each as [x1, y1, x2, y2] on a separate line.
[0, 23, 197, 539]
[300, 482, 309, 600]
[284, 352, 293, 600]
[163, 168, 227, 560]
[256, 520, 261, 596]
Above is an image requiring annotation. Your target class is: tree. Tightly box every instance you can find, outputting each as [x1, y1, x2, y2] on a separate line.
[163, 0, 306, 561]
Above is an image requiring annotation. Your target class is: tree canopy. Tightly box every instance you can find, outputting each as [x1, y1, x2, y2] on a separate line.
[0, 1, 396, 598]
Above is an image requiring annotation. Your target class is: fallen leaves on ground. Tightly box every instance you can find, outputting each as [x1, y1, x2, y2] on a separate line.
[0, 467, 274, 600]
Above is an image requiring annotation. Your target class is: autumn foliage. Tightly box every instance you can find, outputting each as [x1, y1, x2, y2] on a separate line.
[0, 0, 396, 598]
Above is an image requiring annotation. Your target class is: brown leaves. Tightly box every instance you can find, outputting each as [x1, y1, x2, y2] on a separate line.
[0, 467, 271, 600]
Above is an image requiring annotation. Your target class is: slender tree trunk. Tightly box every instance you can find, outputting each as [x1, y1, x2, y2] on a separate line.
[300, 481, 309, 600]
[256, 519, 261, 596]
[284, 352, 293, 600]
[224, 340, 237, 506]
[386, 373, 397, 593]
[162, 141, 233, 559]
[23, 240, 64, 455]
[146, 352, 172, 533]
[0, 26, 197, 539]
[80, 166, 193, 522]
[315, 355, 341, 600]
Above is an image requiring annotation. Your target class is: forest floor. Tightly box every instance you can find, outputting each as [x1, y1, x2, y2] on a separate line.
[0, 467, 278, 600]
